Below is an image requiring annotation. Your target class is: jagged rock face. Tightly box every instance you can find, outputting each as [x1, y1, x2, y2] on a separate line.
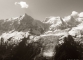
[43, 17, 68, 31]
[0, 14, 45, 35]
[0, 14, 33, 35]
[43, 16, 82, 32]
[15, 13, 34, 31]
[43, 12, 83, 37]
[0, 11, 83, 36]
[1, 11, 83, 36]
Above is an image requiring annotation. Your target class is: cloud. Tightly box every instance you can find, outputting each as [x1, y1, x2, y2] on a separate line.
[79, 12, 83, 17]
[15, 1, 29, 8]
[71, 11, 78, 18]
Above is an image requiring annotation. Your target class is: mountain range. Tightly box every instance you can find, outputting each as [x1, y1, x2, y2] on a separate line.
[0, 11, 83, 37]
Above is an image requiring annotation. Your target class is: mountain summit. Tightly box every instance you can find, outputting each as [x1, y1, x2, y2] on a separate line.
[0, 13, 44, 35]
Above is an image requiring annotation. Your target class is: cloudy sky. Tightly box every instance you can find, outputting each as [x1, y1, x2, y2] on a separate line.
[0, 0, 83, 20]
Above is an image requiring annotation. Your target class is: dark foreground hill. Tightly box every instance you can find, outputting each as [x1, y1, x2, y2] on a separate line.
[0, 34, 83, 60]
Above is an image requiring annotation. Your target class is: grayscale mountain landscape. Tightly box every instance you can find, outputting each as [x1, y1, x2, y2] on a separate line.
[0, 0, 83, 60]
[0, 11, 83, 60]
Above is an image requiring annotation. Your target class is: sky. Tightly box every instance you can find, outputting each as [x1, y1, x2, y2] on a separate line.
[0, 0, 83, 20]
